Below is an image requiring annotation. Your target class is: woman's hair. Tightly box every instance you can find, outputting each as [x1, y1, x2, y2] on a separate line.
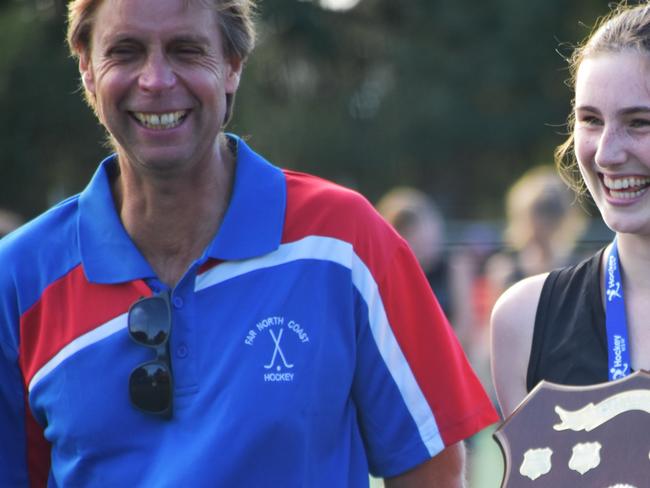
[555, 1, 650, 194]
[66, 0, 256, 125]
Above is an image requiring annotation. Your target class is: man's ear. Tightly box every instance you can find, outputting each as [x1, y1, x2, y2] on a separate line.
[79, 55, 96, 96]
[225, 57, 243, 94]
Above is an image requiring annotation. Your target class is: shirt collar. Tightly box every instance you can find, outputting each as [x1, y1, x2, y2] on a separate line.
[79, 135, 286, 284]
[205, 135, 286, 260]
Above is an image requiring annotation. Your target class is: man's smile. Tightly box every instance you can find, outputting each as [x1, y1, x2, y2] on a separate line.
[131, 110, 188, 130]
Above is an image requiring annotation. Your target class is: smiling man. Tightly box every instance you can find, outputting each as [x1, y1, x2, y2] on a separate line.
[0, 0, 497, 486]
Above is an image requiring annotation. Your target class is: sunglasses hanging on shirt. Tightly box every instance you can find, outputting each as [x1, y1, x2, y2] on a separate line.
[128, 291, 174, 419]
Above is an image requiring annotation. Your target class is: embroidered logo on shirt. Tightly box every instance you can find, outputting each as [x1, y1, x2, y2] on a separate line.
[243, 316, 310, 382]
[264, 328, 294, 370]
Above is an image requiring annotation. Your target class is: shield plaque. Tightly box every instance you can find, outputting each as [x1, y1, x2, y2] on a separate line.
[494, 370, 650, 487]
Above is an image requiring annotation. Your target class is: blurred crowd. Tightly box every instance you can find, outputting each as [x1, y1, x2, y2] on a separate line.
[376, 166, 595, 374]
[373, 166, 603, 487]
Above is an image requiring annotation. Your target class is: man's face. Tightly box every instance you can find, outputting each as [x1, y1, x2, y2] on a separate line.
[80, 0, 242, 173]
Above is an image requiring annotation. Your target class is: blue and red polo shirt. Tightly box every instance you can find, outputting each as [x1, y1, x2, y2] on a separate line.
[0, 136, 497, 487]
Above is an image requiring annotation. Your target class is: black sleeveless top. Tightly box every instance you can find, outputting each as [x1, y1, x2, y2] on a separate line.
[526, 249, 608, 392]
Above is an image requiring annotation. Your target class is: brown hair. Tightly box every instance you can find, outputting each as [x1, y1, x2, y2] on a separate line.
[555, 1, 650, 194]
[66, 0, 256, 126]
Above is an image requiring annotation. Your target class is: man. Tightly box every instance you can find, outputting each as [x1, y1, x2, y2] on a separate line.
[0, 0, 497, 486]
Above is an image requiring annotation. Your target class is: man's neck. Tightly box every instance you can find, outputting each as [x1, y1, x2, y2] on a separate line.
[112, 141, 236, 287]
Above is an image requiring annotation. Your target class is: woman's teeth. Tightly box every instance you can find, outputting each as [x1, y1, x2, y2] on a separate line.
[603, 175, 650, 199]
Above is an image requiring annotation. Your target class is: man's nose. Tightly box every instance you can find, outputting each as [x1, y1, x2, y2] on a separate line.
[139, 52, 176, 92]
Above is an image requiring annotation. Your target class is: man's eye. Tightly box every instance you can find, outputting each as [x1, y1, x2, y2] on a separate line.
[174, 44, 203, 56]
[108, 45, 139, 58]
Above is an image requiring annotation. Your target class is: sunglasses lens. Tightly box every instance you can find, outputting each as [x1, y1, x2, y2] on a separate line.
[129, 361, 172, 414]
[129, 295, 170, 346]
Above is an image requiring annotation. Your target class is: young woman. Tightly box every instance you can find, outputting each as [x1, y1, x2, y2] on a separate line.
[491, 2, 650, 417]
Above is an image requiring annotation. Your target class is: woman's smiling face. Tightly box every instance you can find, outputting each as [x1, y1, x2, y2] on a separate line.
[574, 49, 650, 236]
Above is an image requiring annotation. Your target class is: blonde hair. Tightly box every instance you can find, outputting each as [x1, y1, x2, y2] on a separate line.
[504, 166, 586, 252]
[556, 1, 650, 194]
[376, 187, 445, 269]
[376, 187, 442, 237]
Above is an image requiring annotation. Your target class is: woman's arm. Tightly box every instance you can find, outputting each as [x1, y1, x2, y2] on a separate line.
[490, 273, 547, 418]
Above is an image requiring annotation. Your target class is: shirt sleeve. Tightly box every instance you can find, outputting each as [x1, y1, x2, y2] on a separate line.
[0, 260, 49, 487]
[351, 233, 498, 478]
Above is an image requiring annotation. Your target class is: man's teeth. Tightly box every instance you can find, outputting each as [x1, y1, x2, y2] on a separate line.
[133, 111, 186, 129]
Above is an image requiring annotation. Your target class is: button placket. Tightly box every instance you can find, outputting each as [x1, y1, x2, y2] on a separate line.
[169, 277, 199, 393]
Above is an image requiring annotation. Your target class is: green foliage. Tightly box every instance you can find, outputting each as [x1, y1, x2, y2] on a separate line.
[1, 0, 611, 220]
[236, 0, 610, 218]
[0, 1, 105, 218]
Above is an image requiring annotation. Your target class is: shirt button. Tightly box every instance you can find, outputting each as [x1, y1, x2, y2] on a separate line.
[172, 296, 184, 309]
[176, 343, 189, 358]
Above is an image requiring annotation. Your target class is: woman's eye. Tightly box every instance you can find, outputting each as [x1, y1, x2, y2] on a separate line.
[630, 118, 650, 128]
[579, 116, 602, 126]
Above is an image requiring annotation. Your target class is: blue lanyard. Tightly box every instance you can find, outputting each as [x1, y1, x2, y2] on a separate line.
[605, 238, 632, 381]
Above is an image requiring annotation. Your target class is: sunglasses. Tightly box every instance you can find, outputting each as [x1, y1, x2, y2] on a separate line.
[128, 291, 173, 419]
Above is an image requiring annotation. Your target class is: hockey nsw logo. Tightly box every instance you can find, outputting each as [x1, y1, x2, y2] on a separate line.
[606, 254, 622, 302]
[610, 334, 629, 380]
[243, 316, 310, 382]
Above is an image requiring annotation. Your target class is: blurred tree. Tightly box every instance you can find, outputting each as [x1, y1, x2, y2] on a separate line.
[0, 0, 104, 218]
[0, 0, 611, 220]
[236, 0, 611, 218]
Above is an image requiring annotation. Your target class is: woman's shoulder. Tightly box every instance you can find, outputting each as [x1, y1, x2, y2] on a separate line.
[491, 273, 549, 366]
[490, 273, 549, 417]
[492, 273, 549, 329]
[491, 248, 602, 361]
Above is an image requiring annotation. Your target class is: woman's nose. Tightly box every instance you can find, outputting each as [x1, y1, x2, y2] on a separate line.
[594, 125, 627, 168]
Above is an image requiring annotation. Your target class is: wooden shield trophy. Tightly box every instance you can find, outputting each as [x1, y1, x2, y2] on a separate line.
[494, 370, 650, 487]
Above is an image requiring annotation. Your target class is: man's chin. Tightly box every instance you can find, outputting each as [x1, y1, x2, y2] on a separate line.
[116, 147, 195, 175]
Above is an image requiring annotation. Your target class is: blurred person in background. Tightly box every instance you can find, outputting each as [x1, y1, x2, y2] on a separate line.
[491, 1, 650, 417]
[486, 165, 588, 301]
[0, 0, 497, 486]
[376, 187, 504, 488]
[376, 187, 480, 356]
[0, 209, 23, 238]
[376, 187, 452, 317]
